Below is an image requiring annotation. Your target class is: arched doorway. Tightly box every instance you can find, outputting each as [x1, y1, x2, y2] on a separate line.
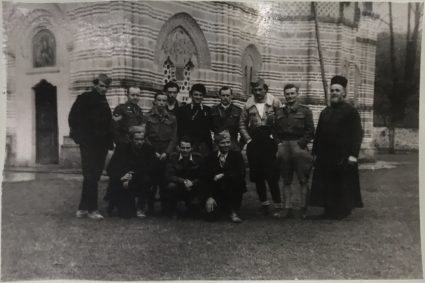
[241, 44, 262, 97]
[33, 79, 58, 164]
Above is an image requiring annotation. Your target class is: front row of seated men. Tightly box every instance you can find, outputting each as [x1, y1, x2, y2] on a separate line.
[106, 127, 246, 223]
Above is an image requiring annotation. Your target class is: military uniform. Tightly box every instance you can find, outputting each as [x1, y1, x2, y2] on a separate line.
[145, 106, 178, 155]
[275, 102, 314, 210]
[145, 105, 178, 212]
[211, 103, 242, 151]
[112, 101, 145, 147]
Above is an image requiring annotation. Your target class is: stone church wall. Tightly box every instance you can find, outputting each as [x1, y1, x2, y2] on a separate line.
[3, 1, 379, 166]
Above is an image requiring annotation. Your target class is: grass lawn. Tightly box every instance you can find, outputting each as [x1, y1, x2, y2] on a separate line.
[1, 153, 422, 280]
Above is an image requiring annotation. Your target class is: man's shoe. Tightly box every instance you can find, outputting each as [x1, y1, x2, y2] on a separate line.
[137, 210, 147, 219]
[76, 210, 88, 218]
[230, 212, 243, 223]
[88, 211, 104, 220]
[273, 208, 289, 218]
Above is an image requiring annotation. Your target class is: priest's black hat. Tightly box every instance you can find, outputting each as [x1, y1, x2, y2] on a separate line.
[330, 75, 348, 88]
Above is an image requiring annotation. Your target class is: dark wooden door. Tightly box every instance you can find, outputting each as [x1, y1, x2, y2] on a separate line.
[34, 80, 58, 164]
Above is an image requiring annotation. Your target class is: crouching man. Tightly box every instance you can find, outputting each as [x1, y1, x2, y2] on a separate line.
[106, 126, 158, 218]
[204, 130, 246, 223]
[164, 136, 204, 218]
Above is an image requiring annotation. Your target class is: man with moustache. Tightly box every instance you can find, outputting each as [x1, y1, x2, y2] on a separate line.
[211, 86, 242, 151]
[176, 83, 213, 157]
[275, 84, 314, 219]
[310, 75, 363, 220]
[68, 73, 114, 220]
[239, 78, 283, 216]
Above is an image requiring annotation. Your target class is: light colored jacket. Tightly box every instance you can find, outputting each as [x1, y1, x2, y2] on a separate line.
[239, 93, 282, 142]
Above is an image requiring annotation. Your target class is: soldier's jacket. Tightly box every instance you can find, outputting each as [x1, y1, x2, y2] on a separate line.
[112, 101, 145, 145]
[239, 93, 282, 142]
[274, 102, 314, 148]
[211, 103, 242, 149]
[145, 106, 177, 155]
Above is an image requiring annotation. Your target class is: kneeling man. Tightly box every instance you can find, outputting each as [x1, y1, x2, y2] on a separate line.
[204, 130, 246, 223]
[164, 137, 204, 217]
[106, 126, 158, 218]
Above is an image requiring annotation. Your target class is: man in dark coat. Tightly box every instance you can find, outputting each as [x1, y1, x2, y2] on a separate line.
[68, 73, 114, 220]
[164, 81, 181, 116]
[203, 130, 246, 223]
[164, 137, 204, 218]
[211, 86, 242, 151]
[176, 84, 213, 157]
[310, 75, 363, 220]
[106, 126, 158, 218]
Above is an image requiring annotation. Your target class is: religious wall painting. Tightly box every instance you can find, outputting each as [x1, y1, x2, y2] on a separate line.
[32, 29, 56, 68]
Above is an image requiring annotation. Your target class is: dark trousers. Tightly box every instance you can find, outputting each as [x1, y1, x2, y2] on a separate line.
[78, 144, 108, 211]
[110, 178, 151, 218]
[204, 182, 243, 222]
[149, 158, 167, 212]
[247, 135, 281, 205]
[255, 179, 281, 204]
[165, 182, 201, 215]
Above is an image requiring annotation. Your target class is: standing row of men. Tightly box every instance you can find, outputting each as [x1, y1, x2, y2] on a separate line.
[68, 74, 363, 222]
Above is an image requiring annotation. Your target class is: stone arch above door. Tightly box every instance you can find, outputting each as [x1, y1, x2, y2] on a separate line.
[154, 12, 211, 70]
[241, 44, 262, 96]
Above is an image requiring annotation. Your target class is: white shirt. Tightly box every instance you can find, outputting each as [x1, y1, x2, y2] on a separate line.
[255, 102, 266, 119]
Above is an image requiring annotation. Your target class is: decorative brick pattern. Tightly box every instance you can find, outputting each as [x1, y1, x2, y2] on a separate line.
[4, 1, 379, 164]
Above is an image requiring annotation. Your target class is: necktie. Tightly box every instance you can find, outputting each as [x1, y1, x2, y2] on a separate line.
[219, 154, 226, 168]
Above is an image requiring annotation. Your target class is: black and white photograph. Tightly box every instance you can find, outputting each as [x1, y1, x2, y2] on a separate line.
[1, 0, 423, 281]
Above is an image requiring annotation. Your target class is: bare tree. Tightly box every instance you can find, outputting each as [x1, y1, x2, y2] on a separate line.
[312, 2, 329, 106]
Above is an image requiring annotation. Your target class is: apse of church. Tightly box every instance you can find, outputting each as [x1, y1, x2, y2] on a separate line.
[3, 1, 379, 166]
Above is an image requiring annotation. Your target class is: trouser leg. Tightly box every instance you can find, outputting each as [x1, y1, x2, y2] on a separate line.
[79, 145, 107, 212]
[255, 180, 268, 204]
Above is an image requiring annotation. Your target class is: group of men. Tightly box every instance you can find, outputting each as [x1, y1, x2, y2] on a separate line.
[68, 73, 363, 223]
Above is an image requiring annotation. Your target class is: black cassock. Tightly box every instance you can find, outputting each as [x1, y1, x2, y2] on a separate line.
[310, 102, 363, 212]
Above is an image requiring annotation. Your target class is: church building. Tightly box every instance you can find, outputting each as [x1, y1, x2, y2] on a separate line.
[3, 1, 379, 166]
